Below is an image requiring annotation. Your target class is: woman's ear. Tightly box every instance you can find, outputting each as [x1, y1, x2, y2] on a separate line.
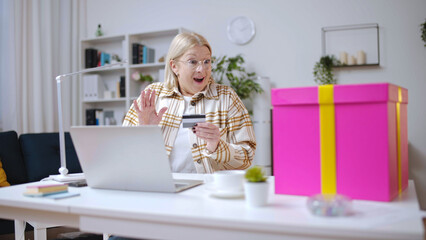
[170, 60, 178, 76]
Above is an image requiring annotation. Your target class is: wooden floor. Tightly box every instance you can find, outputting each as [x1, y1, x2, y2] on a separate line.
[0, 227, 102, 240]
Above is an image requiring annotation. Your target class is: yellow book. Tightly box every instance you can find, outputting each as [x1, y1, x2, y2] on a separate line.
[25, 183, 68, 194]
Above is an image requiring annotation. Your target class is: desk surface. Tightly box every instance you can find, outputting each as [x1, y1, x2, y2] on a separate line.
[0, 174, 424, 240]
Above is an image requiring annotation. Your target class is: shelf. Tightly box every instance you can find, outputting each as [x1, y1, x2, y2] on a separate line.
[83, 98, 126, 103]
[81, 35, 125, 44]
[322, 23, 380, 66]
[130, 29, 181, 39]
[130, 62, 166, 70]
[83, 66, 126, 74]
[334, 63, 380, 69]
[322, 23, 378, 32]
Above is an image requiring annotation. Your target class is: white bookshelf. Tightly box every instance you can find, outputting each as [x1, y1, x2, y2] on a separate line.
[79, 28, 189, 125]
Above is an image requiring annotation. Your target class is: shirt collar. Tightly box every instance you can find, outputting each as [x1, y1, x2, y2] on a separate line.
[160, 81, 219, 100]
[193, 82, 218, 100]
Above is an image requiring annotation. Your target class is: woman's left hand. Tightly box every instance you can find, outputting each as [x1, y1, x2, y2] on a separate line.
[193, 123, 220, 153]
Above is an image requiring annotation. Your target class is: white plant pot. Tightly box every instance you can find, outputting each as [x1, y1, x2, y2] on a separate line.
[244, 181, 269, 207]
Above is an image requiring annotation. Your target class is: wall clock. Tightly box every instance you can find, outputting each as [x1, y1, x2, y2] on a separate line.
[227, 16, 256, 45]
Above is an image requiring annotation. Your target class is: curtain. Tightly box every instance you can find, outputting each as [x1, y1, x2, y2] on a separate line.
[0, 0, 85, 134]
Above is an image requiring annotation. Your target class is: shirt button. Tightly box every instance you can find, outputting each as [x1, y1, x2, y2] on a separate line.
[197, 159, 201, 164]
[190, 101, 196, 106]
[193, 143, 198, 148]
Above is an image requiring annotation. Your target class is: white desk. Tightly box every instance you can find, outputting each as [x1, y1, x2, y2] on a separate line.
[0, 174, 424, 240]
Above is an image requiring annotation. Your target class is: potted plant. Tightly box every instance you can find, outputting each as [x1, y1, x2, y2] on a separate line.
[244, 166, 269, 207]
[421, 19, 426, 47]
[212, 55, 263, 100]
[132, 71, 154, 91]
[132, 71, 154, 83]
[313, 55, 339, 85]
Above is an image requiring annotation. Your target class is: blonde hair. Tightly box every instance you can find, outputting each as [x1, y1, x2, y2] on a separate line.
[164, 32, 213, 89]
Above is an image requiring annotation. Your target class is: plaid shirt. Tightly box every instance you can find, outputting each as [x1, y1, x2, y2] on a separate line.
[122, 82, 256, 173]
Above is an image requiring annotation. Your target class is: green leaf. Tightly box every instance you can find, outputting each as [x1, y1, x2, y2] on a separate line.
[313, 55, 337, 85]
[212, 55, 263, 100]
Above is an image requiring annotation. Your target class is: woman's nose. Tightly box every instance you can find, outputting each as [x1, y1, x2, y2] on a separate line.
[195, 63, 204, 71]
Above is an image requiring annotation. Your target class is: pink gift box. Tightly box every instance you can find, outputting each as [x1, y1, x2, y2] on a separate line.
[271, 83, 408, 201]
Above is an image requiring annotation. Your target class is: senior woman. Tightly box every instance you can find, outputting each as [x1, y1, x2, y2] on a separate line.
[122, 32, 256, 173]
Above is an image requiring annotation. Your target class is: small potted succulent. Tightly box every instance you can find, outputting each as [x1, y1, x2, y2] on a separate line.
[244, 166, 269, 207]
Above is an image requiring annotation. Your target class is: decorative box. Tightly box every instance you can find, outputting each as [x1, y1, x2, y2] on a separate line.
[271, 83, 408, 201]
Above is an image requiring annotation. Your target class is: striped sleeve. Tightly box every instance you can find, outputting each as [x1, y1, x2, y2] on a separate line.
[203, 88, 256, 170]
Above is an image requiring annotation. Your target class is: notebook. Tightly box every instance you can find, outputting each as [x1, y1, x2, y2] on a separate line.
[69, 126, 203, 193]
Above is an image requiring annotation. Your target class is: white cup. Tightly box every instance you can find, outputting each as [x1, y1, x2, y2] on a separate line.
[213, 170, 245, 193]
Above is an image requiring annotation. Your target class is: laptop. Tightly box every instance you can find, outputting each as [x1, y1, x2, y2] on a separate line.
[69, 126, 203, 193]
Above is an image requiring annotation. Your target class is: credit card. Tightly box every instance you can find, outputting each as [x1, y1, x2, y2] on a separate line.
[182, 114, 206, 128]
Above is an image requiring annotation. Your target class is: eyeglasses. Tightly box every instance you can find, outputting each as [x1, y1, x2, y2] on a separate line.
[175, 59, 212, 70]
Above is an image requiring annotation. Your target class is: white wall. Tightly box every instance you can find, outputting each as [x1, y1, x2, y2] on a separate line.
[85, 0, 426, 207]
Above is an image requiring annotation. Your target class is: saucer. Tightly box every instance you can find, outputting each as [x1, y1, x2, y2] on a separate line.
[205, 186, 245, 199]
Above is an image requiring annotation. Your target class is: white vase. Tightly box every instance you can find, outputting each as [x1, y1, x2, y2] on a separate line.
[244, 181, 269, 207]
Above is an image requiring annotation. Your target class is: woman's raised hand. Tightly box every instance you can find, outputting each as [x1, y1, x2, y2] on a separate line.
[133, 89, 167, 125]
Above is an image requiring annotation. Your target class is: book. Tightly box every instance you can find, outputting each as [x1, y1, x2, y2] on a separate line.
[116, 82, 121, 98]
[138, 44, 144, 64]
[24, 190, 68, 197]
[143, 46, 155, 64]
[143, 46, 147, 64]
[120, 76, 125, 97]
[95, 109, 104, 125]
[86, 109, 97, 125]
[44, 192, 80, 200]
[132, 43, 139, 64]
[97, 52, 101, 66]
[85, 48, 98, 68]
[26, 183, 68, 193]
[24, 183, 69, 197]
[100, 52, 111, 66]
[147, 47, 155, 63]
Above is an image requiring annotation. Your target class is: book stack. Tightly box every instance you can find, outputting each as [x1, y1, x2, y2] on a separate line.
[24, 183, 68, 197]
[132, 43, 142, 64]
[132, 43, 155, 64]
[85, 48, 98, 68]
[86, 109, 104, 125]
[85, 48, 112, 68]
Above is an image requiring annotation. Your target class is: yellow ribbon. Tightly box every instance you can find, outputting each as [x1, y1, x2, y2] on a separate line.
[396, 87, 402, 194]
[319, 85, 336, 194]
[318, 85, 403, 195]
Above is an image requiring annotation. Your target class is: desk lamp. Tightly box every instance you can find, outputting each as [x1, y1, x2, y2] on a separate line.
[51, 60, 127, 182]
